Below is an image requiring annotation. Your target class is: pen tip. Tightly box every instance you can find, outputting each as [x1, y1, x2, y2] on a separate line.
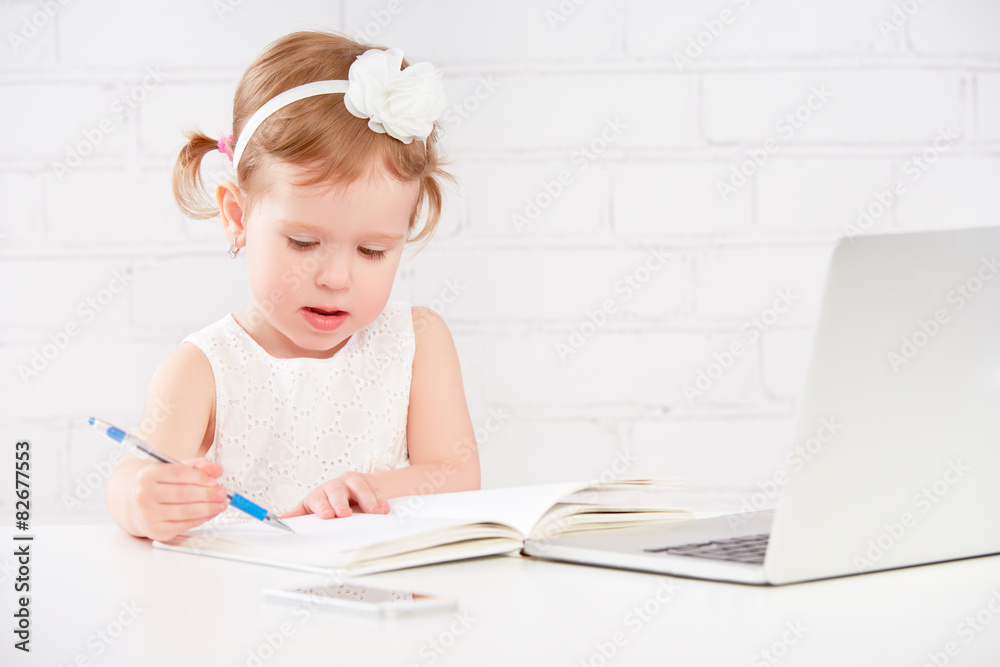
[88, 417, 95, 426]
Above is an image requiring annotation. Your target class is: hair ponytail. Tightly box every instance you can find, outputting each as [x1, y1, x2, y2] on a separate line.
[172, 130, 224, 220]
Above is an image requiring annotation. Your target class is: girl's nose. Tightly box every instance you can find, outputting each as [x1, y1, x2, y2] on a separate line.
[315, 252, 352, 290]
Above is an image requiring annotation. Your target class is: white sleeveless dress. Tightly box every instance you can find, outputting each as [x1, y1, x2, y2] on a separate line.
[182, 301, 414, 524]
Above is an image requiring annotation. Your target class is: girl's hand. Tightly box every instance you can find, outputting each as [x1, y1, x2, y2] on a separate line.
[280, 472, 390, 520]
[131, 458, 227, 541]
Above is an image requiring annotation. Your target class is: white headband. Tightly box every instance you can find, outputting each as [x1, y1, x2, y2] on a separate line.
[230, 47, 447, 170]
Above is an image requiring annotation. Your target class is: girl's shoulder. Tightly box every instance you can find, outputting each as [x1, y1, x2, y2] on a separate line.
[411, 305, 443, 340]
[181, 313, 240, 350]
[133, 341, 216, 458]
[410, 305, 457, 358]
[359, 301, 424, 347]
[150, 342, 215, 408]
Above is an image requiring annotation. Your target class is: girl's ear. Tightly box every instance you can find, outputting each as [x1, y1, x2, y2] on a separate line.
[217, 180, 246, 247]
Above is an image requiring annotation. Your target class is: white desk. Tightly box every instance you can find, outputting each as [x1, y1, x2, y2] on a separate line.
[4, 525, 1000, 666]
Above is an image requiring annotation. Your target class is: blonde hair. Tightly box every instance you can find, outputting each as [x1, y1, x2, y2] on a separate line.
[172, 30, 452, 243]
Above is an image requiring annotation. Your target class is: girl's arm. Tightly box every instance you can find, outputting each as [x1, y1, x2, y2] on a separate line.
[105, 344, 224, 540]
[371, 306, 481, 496]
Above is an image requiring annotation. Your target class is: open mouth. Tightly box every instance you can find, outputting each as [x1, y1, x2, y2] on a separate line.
[301, 306, 348, 332]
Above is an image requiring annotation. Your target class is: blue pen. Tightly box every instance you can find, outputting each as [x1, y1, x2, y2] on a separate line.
[89, 417, 293, 533]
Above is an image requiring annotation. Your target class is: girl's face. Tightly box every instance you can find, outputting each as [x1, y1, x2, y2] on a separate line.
[236, 162, 418, 358]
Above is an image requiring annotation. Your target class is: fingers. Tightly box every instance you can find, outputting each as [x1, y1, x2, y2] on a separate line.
[134, 490, 226, 541]
[185, 457, 225, 478]
[152, 500, 226, 523]
[341, 474, 389, 514]
[278, 474, 395, 523]
[134, 480, 226, 515]
[162, 483, 227, 505]
[298, 474, 388, 520]
[280, 502, 307, 520]
[316, 485, 351, 519]
[137, 466, 226, 502]
[149, 460, 222, 487]
[133, 461, 228, 540]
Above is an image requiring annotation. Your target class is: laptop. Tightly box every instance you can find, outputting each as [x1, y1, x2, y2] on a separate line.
[523, 226, 1000, 585]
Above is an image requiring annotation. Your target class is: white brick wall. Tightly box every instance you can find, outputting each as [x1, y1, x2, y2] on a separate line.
[2, 0, 998, 525]
[980, 74, 1000, 141]
[625, 0, 901, 58]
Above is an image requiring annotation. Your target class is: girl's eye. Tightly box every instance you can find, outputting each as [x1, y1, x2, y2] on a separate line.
[358, 247, 387, 261]
[287, 237, 318, 251]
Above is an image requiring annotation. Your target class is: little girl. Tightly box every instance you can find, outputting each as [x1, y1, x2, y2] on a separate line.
[106, 30, 480, 541]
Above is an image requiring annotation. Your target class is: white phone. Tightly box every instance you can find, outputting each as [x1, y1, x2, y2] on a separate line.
[263, 582, 458, 618]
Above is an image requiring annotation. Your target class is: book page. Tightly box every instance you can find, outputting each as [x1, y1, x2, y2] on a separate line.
[560, 483, 685, 508]
[388, 481, 592, 536]
[161, 512, 491, 568]
[531, 504, 692, 538]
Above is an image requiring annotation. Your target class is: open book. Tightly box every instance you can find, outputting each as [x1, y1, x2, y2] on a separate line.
[153, 479, 692, 576]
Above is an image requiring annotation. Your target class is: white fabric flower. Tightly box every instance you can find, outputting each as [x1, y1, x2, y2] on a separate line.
[343, 48, 447, 144]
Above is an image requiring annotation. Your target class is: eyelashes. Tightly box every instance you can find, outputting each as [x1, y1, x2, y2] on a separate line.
[357, 247, 387, 261]
[287, 238, 318, 251]
[286, 237, 387, 261]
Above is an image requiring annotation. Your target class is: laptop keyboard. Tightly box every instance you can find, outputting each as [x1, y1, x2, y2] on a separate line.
[644, 533, 769, 564]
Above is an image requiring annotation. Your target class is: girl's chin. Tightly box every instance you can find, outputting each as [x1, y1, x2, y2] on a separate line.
[285, 327, 352, 358]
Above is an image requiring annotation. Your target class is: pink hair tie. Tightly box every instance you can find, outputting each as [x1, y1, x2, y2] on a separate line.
[218, 134, 234, 161]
